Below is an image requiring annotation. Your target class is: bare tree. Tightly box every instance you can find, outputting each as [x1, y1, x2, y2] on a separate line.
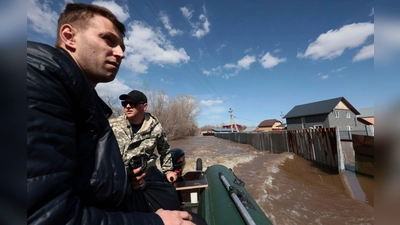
[146, 89, 168, 122]
[100, 94, 124, 118]
[146, 91, 201, 140]
[200, 125, 217, 132]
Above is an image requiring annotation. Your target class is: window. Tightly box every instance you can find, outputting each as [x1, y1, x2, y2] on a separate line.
[334, 110, 339, 118]
[346, 111, 350, 118]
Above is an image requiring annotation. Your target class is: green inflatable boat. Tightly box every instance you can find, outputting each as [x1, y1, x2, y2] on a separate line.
[174, 162, 273, 225]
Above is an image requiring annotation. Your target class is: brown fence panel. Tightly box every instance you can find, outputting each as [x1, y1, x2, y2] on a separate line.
[213, 128, 342, 173]
[287, 130, 299, 156]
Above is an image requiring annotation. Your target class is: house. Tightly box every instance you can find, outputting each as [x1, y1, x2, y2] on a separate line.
[255, 119, 283, 132]
[211, 128, 237, 133]
[222, 124, 246, 132]
[357, 107, 374, 125]
[284, 97, 361, 131]
[242, 126, 257, 133]
[357, 107, 374, 136]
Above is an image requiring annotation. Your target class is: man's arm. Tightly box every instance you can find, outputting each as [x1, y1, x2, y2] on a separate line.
[155, 125, 174, 172]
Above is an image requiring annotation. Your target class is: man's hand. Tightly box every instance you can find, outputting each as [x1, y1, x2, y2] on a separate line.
[126, 167, 146, 190]
[166, 171, 178, 183]
[156, 209, 195, 225]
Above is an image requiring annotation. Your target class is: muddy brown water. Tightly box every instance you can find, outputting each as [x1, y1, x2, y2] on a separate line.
[167, 135, 374, 225]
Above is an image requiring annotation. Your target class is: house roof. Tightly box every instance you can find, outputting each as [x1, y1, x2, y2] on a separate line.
[211, 128, 237, 132]
[222, 124, 244, 128]
[284, 97, 360, 119]
[358, 107, 374, 117]
[258, 119, 281, 127]
[358, 117, 374, 125]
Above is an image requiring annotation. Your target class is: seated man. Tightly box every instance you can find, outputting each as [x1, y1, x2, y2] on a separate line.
[110, 90, 194, 214]
[109, 90, 180, 183]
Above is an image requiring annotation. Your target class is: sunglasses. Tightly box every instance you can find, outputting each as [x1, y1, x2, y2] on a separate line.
[121, 101, 138, 107]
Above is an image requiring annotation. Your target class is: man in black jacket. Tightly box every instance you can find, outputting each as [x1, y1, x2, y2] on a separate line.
[27, 3, 195, 225]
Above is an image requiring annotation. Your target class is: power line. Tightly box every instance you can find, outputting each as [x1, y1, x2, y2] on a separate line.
[233, 116, 260, 123]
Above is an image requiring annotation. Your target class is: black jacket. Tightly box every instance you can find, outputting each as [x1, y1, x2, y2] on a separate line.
[27, 41, 163, 224]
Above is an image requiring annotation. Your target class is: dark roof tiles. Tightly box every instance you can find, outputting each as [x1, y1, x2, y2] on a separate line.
[284, 97, 360, 118]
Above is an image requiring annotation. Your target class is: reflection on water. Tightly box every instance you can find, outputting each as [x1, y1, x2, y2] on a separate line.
[168, 135, 374, 224]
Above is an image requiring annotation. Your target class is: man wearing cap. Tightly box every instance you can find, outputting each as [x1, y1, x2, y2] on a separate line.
[110, 91, 209, 224]
[109, 90, 179, 183]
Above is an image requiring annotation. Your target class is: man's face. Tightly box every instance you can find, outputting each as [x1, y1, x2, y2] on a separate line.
[73, 15, 125, 86]
[123, 97, 146, 119]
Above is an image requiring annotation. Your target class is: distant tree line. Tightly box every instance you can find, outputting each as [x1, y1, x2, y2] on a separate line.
[100, 89, 201, 140]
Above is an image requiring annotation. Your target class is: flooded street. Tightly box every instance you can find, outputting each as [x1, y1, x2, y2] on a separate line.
[169, 135, 374, 225]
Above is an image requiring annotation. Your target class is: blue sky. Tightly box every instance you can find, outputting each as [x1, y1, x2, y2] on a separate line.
[27, 0, 385, 127]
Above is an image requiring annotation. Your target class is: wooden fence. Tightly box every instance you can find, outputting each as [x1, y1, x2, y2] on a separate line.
[214, 127, 345, 173]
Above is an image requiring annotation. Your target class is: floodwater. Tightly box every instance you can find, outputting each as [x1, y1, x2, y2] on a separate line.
[168, 135, 374, 225]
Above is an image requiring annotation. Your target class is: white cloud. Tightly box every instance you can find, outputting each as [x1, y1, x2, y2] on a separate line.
[198, 48, 203, 58]
[92, 0, 130, 22]
[27, 0, 59, 37]
[259, 52, 287, 69]
[244, 48, 253, 53]
[200, 100, 223, 107]
[159, 11, 183, 36]
[222, 71, 239, 79]
[192, 14, 211, 38]
[202, 69, 211, 75]
[202, 65, 223, 76]
[273, 49, 281, 53]
[216, 44, 226, 54]
[353, 44, 374, 62]
[181, 5, 210, 38]
[223, 55, 256, 70]
[123, 21, 190, 73]
[212, 66, 223, 72]
[333, 67, 347, 72]
[160, 78, 174, 85]
[369, 8, 374, 16]
[205, 55, 255, 79]
[320, 75, 329, 80]
[298, 22, 374, 60]
[95, 78, 131, 97]
[237, 55, 256, 69]
[180, 6, 193, 20]
[223, 64, 237, 69]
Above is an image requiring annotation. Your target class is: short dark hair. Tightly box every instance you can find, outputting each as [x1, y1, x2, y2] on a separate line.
[56, 3, 126, 47]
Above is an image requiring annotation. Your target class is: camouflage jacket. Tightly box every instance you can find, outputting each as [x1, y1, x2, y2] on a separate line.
[109, 113, 173, 172]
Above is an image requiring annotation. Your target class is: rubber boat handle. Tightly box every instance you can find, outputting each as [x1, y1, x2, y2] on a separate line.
[219, 172, 256, 225]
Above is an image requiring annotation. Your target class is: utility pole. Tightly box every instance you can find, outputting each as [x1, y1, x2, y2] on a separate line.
[229, 108, 239, 132]
[280, 111, 285, 124]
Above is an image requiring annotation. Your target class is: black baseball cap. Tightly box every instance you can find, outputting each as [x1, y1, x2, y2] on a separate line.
[119, 90, 147, 103]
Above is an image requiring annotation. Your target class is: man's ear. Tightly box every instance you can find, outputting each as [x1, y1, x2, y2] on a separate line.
[59, 24, 77, 51]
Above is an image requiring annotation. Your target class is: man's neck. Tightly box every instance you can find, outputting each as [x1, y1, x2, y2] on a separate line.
[127, 114, 145, 125]
[62, 47, 98, 87]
